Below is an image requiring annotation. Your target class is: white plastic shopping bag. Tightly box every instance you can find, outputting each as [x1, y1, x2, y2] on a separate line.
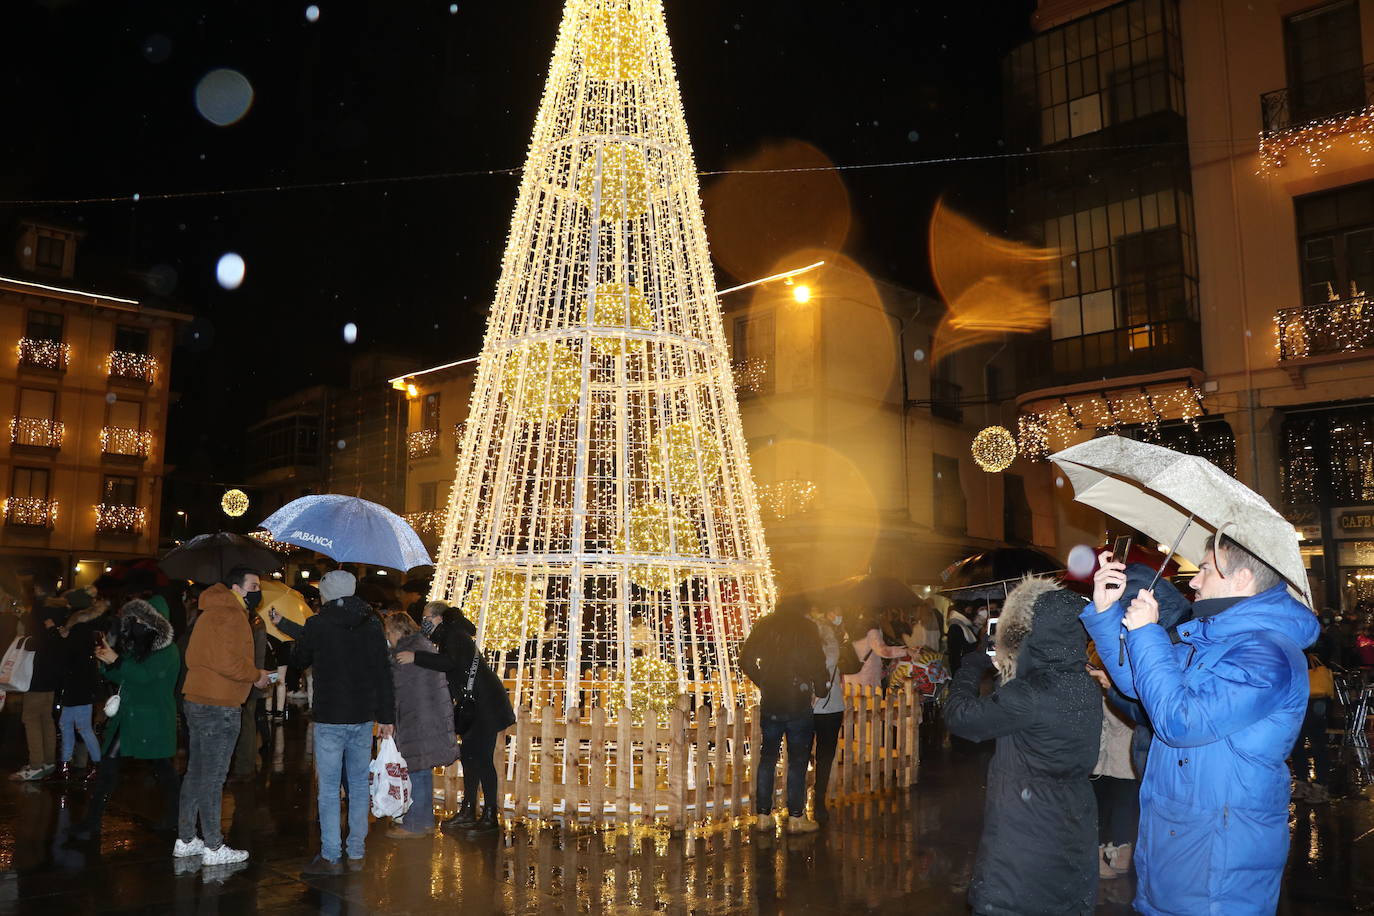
[0, 637, 34, 692]
[368, 736, 412, 819]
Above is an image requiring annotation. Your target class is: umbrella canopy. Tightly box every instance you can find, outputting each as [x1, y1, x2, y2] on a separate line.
[1050, 436, 1309, 604]
[820, 575, 922, 611]
[161, 533, 284, 585]
[259, 494, 432, 572]
[941, 548, 1061, 590]
[258, 580, 313, 641]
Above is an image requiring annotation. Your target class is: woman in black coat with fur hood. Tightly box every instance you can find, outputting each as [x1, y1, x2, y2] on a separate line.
[944, 577, 1102, 916]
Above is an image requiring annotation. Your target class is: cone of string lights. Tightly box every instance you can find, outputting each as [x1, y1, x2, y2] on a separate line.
[431, 0, 775, 719]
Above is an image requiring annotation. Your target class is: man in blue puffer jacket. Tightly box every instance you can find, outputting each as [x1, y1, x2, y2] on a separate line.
[1081, 534, 1318, 915]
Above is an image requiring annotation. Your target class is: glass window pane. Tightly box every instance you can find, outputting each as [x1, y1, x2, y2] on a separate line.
[1051, 297, 1083, 339]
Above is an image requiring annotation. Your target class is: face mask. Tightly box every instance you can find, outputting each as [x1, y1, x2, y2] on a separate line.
[420, 617, 436, 635]
[243, 591, 262, 612]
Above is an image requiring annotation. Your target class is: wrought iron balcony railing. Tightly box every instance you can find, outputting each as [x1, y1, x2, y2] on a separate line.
[408, 428, 440, 458]
[1275, 293, 1373, 361]
[404, 509, 446, 536]
[95, 504, 147, 535]
[757, 479, 817, 520]
[10, 417, 64, 449]
[17, 337, 69, 371]
[4, 497, 58, 529]
[1261, 62, 1374, 137]
[107, 351, 158, 384]
[731, 357, 773, 396]
[101, 426, 153, 458]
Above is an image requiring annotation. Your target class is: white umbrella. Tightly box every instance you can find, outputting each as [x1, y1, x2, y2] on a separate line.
[1050, 436, 1309, 606]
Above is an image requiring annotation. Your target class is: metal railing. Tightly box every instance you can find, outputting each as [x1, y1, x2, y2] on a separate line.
[107, 351, 158, 384]
[10, 417, 64, 449]
[1261, 62, 1374, 136]
[17, 337, 69, 371]
[100, 427, 153, 458]
[408, 428, 439, 459]
[4, 497, 57, 529]
[1275, 294, 1373, 361]
[95, 504, 147, 535]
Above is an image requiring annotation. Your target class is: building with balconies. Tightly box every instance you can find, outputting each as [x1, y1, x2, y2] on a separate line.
[0, 219, 187, 589]
[1005, 0, 1374, 611]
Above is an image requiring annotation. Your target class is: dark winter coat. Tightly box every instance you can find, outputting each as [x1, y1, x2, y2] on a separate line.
[57, 606, 107, 706]
[277, 596, 395, 726]
[27, 601, 68, 692]
[413, 615, 515, 735]
[740, 609, 829, 718]
[1082, 581, 1319, 916]
[390, 632, 460, 770]
[945, 578, 1101, 916]
[100, 601, 179, 760]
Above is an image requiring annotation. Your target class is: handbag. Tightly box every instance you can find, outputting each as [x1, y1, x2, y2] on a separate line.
[103, 688, 122, 718]
[452, 651, 481, 736]
[1308, 654, 1335, 700]
[0, 637, 35, 692]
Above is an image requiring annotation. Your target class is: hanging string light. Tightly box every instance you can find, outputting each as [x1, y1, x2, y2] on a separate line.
[498, 340, 582, 423]
[603, 655, 679, 723]
[971, 425, 1018, 473]
[646, 422, 721, 496]
[583, 281, 654, 355]
[1259, 105, 1374, 173]
[1017, 384, 1206, 459]
[463, 569, 544, 652]
[95, 504, 147, 534]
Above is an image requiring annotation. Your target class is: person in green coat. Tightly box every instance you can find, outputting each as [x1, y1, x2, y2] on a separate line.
[75, 599, 181, 838]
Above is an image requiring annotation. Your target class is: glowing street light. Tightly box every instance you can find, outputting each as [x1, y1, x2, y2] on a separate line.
[792, 284, 812, 303]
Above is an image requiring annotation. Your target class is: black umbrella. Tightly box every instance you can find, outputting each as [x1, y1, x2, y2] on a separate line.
[940, 547, 1061, 598]
[821, 575, 921, 611]
[160, 533, 284, 585]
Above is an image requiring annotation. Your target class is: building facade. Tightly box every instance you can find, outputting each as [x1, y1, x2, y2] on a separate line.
[0, 222, 186, 591]
[1007, 0, 1374, 611]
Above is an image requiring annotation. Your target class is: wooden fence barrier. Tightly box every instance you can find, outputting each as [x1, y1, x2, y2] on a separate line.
[437, 682, 919, 829]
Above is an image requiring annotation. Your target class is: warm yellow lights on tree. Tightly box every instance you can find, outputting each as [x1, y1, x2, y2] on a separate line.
[432, 0, 774, 716]
[604, 655, 679, 723]
[971, 425, 1018, 473]
[221, 488, 250, 518]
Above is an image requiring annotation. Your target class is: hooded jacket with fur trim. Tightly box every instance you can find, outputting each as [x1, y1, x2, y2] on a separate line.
[944, 577, 1101, 916]
[100, 600, 179, 759]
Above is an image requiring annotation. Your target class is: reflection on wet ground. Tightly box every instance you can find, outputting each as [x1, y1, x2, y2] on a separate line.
[0, 709, 1369, 914]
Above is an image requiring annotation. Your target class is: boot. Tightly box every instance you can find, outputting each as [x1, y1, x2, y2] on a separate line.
[85, 762, 100, 784]
[51, 763, 72, 782]
[1099, 844, 1117, 879]
[440, 801, 478, 832]
[1109, 843, 1133, 876]
[463, 805, 499, 836]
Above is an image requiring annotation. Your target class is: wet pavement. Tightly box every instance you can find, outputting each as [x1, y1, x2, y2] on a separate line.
[0, 706, 1370, 914]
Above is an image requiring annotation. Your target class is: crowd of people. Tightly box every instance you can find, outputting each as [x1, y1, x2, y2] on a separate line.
[1, 564, 515, 877]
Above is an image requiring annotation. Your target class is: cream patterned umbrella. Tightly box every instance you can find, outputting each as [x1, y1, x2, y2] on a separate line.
[1050, 436, 1310, 605]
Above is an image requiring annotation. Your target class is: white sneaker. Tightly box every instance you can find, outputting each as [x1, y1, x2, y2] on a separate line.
[755, 814, 775, 832]
[174, 837, 206, 858]
[9, 766, 35, 782]
[201, 844, 249, 866]
[786, 816, 820, 834]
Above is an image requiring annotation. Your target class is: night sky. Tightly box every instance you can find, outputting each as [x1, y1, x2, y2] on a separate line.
[0, 0, 1034, 484]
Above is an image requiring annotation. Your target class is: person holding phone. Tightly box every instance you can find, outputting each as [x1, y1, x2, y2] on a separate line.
[1081, 536, 1319, 915]
[944, 577, 1101, 916]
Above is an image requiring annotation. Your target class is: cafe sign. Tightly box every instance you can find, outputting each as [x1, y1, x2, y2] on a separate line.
[1332, 508, 1374, 539]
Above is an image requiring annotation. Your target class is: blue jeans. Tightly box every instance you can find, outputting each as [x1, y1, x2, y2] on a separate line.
[756, 713, 814, 816]
[400, 767, 434, 833]
[314, 722, 373, 861]
[59, 704, 100, 763]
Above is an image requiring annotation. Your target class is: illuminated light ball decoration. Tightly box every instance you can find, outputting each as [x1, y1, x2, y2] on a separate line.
[646, 422, 721, 496]
[463, 569, 543, 653]
[221, 488, 250, 518]
[584, 282, 653, 355]
[971, 425, 1017, 473]
[613, 500, 703, 592]
[604, 655, 680, 724]
[431, 0, 775, 717]
[498, 340, 581, 423]
[576, 143, 654, 221]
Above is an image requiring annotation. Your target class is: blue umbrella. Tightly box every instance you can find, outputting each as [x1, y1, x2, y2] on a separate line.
[259, 495, 433, 572]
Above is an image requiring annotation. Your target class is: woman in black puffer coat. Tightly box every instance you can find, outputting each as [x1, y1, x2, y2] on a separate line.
[397, 602, 515, 837]
[944, 577, 1102, 916]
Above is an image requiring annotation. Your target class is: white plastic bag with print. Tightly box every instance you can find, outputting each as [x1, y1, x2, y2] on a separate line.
[0, 637, 34, 692]
[368, 736, 412, 819]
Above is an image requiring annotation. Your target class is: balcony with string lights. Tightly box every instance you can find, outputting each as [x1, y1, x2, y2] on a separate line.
[95, 504, 147, 536]
[1274, 288, 1373, 386]
[1259, 62, 1374, 172]
[106, 350, 159, 386]
[4, 497, 58, 530]
[407, 428, 440, 459]
[10, 417, 64, 451]
[16, 337, 69, 372]
[101, 426, 153, 461]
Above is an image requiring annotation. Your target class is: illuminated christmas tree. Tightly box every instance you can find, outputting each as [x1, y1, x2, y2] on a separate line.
[433, 0, 774, 717]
